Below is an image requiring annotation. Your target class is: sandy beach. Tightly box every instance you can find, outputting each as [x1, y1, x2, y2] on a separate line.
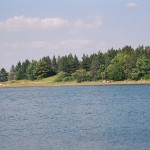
[0, 80, 150, 88]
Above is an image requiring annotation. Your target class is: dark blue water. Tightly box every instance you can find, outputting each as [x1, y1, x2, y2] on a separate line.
[0, 85, 150, 150]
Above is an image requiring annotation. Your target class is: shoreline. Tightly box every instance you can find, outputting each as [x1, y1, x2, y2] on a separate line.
[0, 80, 150, 88]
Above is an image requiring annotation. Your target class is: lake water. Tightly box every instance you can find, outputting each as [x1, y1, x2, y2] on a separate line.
[0, 85, 150, 150]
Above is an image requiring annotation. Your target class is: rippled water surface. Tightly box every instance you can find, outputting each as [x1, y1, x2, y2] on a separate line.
[0, 85, 150, 150]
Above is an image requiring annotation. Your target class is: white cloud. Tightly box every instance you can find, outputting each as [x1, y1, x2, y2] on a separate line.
[0, 16, 68, 31]
[73, 16, 103, 29]
[126, 2, 138, 8]
[0, 16, 103, 32]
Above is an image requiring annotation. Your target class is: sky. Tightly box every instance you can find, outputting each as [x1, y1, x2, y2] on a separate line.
[0, 0, 150, 70]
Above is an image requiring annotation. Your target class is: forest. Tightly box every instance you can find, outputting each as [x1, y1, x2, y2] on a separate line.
[0, 45, 150, 83]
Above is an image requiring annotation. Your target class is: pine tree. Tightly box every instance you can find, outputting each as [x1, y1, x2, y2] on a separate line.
[21, 59, 30, 79]
[0, 68, 8, 82]
[15, 61, 23, 80]
[81, 54, 91, 71]
[72, 55, 80, 72]
[26, 60, 38, 80]
[35, 56, 54, 79]
[8, 65, 16, 80]
[67, 53, 74, 74]
[52, 55, 58, 73]
[58, 56, 69, 74]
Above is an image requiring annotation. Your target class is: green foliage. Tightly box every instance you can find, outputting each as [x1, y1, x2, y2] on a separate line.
[0, 68, 8, 82]
[135, 46, 145, 59]
[15, 60, 30, 80]
[26, 60, 38, 80]
[15, 61, 22, 80]
[90, 52, 106, 80]
[58, 56, 69, 74]
[72, 55, 80, 73]
[35, 57, 54, 79]
[104, 48, 118, 67]
[90, 59, 101, 80]
[67, 53, 74, 74]
[57, 54, 80, 75]
[5, 45, 150, 82]
[52, 56, 58, 73]
[142, 74, 150, 80]
[107, 54, 127, 81]
[131, 70, 139, 80]
[62, 76, 74, 82]
[81, 54, 91, 71]
[21, 59, 30, 79]
[121, 45, 134, 55]
[74, 55, 80, 66]
[86, 71, 92, 81]
[8, 65, 16, 80]
[145, 46, 150, 59]
[73, 69, 87, 83]
[55, 71, 67, 82]
[131, 55, 150, 80]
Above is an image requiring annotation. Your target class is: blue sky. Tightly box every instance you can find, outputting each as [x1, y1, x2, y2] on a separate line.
[0, 0, 150, 70]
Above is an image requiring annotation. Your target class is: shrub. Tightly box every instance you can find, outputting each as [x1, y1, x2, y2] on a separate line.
[73, 69, 87, 83]
[141, 74, 150, 80]
[54, 71, 66, 82]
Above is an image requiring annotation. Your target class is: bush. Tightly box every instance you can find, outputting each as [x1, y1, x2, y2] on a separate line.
[54, 71, 74, 82]
[73, 69, 87, 83]
[141, 74, 150, 80]
[62, 76, 74, 82]
[86, 71, 92, 81]
[54, 71, 66, 82]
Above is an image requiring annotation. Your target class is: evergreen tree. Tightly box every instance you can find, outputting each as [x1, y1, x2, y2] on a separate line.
[89, 52, 105, 80]
[72, 55, 80, 72]
[0, 68, 8, 82]
[81, 54, 91, 71]
[15, 61, 23, 80]
[144, 46, 150, 59]
[35, 56, 54, 79]
[41, 56, 52, 70]
[8, 65, 16, 80]
[104, 48, 118, 67]
[58, 56, 69, 74]
[4, 45, 150, 82]
[21, 59, 30, 79]
[26, 60, 38, 80]
[135, 45, 145, 60]
[97, 51, 105, 65]
[67, 53, 74, 74]
[124, 54, 137, 79]
[90, 58, 101, 80]
[121, 45, 134, 55]
[52, 55, 58, 73]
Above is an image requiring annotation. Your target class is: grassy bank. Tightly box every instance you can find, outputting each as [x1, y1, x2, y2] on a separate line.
[0, 75, 150, 88]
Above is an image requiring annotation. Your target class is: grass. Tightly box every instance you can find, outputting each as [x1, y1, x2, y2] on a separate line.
[0, 75, 150, 88]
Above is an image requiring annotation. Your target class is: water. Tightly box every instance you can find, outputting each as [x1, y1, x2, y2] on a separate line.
[0, 85, 150, 150]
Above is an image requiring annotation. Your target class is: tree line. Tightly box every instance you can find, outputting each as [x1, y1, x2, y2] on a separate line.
[0, 45, 150, 82]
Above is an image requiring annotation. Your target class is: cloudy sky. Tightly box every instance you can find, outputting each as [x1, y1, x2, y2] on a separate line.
[0, 0, 149, 70]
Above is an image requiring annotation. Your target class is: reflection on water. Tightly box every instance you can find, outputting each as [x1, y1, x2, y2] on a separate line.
[0, 85, 150, 150]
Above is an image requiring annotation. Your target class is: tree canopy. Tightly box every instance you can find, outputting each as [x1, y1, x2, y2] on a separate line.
[0, 45, 150, 82]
